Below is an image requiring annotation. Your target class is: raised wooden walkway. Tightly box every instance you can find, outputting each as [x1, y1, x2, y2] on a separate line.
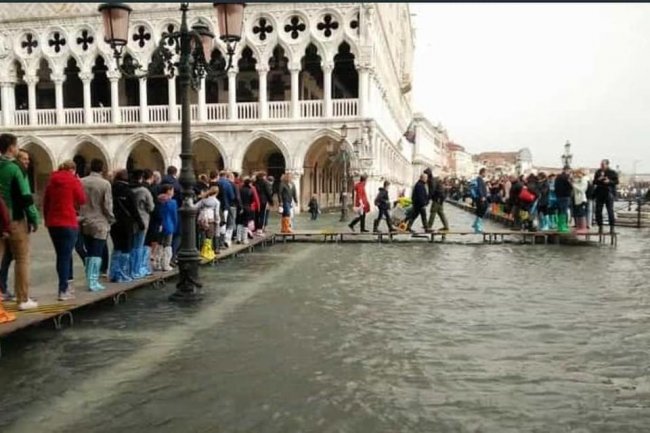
[0, 235, 273, 346]
[273, 229, 616, 245]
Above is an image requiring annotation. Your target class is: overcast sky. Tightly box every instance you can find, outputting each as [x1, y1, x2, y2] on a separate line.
[411, 3, 650, 173]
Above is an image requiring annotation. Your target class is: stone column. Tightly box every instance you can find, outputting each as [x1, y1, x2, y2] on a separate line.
[80, 72, 92, 125]
[258, 66, 268, 120]
[323, 62, 333, 118]
[198, 75, 207, 121]
[228, 69, 237, 120]
[168, 76, 177, 122]
[357, 65, 369, 118]
[1, 82, 14, 126]
[139, 77, 148, 123]
[290, 66, 299, 119]
[52, 73, 65, 126]
[25, 75, 37, 125]
[108, 71, 121, 124]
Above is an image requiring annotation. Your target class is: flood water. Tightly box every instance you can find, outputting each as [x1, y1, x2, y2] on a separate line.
[1, 208, 649, 433]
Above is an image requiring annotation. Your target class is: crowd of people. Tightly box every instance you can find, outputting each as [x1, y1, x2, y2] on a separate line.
[463, 160, 619, 234]
[0, 133, 300, 314]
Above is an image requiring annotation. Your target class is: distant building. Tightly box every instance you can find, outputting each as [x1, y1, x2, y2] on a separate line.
[474, 148, 532, 177]
[446, 142, 473, 178]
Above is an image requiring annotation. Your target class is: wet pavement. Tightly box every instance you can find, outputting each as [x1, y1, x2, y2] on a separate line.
[1, 206, 649, 433]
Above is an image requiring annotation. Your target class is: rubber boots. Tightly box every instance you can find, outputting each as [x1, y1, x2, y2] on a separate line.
[474, 217, 484, 234]
[280, 216, 292, 234]
[557, 214, 570, 233]
[151, 247, 162, 271]
[0, 298, 16, 324]
[575, 216, 588, 234]
[161, 247, 173, 272]
[471, 216, 479, 231]
[109, 251, 133, 283]
[200, 238, 217, 261]
[86, 257, 105, 292]
[140, 246, 152, 277]
[549, 214, 558, 230]
[130, 247, 144, 279]
[372, 219, 379, 233]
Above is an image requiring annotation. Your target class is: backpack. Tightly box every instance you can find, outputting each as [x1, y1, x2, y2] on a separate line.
[469, 178, 479, 200]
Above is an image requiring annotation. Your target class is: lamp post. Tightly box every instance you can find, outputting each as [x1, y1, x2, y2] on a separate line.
[99, 2, 244, 301]
[327, 125, 352, 222]
[561, 140, 573, 169]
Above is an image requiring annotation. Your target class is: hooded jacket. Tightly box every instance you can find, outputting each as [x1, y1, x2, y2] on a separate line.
[80, 172, 115, 239]
[131, 182, 155, 230]
[113, 180, 145, 231]
[157, 193, 178, 236]
[43, 170, 86, 228]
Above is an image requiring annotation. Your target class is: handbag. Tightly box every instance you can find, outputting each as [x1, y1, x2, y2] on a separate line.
[519, 187, 535, 204]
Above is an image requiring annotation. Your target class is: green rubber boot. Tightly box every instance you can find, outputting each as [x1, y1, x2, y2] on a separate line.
[557, 214, 570, 233]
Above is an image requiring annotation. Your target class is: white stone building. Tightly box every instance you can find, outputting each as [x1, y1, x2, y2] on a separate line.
[0, 2, 422, 209]
[409, 114, 449, 181]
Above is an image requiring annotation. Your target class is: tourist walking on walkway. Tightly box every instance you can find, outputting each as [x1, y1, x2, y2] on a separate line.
[0, 134, 40, 310]
[555, 166, 573, 233]
[373, 181, 394, 232]
[80, 159, 114, 292]
[43, 160, 87, 301]
[0, 195, 12, 323]
[110, 170, 144, 282]
[424, 168, 449, 232]
[348, 175, 370, 232]
[407, 173, 430, 232]
[156, 184, 178, 272]
[130, 170, 155, 279]
[279, 173, 297, 234]
[593, 159, 619, 234]
[254, 172, 273, 233]
[471, 168, 488, 233]
[572, 169, 589, 234]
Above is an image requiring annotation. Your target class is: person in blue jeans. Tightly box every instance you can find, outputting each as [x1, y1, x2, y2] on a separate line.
[43, 160, 87, 301]
[554, 166, 573, 233]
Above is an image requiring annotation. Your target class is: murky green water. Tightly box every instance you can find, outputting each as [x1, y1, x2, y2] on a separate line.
[1, 208, 649, 433]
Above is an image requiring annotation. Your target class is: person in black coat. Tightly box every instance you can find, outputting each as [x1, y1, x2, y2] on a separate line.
[110, 169, 145, 282]
[254, 172, 273, 231]
[372, 181, 395, 232]
[406, 173, 429, 232]
[424, 167, 449, 231]
[593, 159, 619, 232]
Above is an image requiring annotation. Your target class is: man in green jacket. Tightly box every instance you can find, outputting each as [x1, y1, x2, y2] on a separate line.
[0, 133, 40, 310]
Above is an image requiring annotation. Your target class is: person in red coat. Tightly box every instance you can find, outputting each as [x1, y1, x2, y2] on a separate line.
[348, 174, 371, 232]
[43, 160, 87, 301]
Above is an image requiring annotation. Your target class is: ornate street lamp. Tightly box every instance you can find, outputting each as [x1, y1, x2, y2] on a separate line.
[100, 2, 244, 302]
[561, 140, 573, 169]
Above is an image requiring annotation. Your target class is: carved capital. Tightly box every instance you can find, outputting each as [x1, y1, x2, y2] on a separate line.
[23, 74, 38, 86]
[107, 70, 121, 81]
[256, 64, 269, 75]
[321, 61, 334, 73]
[79, 71, 93, 82]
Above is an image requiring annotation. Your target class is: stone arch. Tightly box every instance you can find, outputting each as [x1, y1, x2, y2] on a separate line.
[300, 132, 351, 209]
[67, 135, 111, 176]
[239, 131, 290, 182]
[17, 136, 56, 204]
[333, 41, 358, 99]
[116, 132, 167, 172]
[236, 130, 291, 170]
[191, 132, 228, 175]
[295, 128, 351, 166]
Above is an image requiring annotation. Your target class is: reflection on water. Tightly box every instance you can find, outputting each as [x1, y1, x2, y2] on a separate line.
[1, 210, 649, 433]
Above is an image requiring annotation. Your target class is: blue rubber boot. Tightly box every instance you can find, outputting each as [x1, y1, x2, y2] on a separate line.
[88, 257, 105, 292]
[130, 247, 143, 279]
[110, 252, 132, 283]
[140, 246, 152, 277]
[121, 253, 133, 281]
[474, 218, 484, 233]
